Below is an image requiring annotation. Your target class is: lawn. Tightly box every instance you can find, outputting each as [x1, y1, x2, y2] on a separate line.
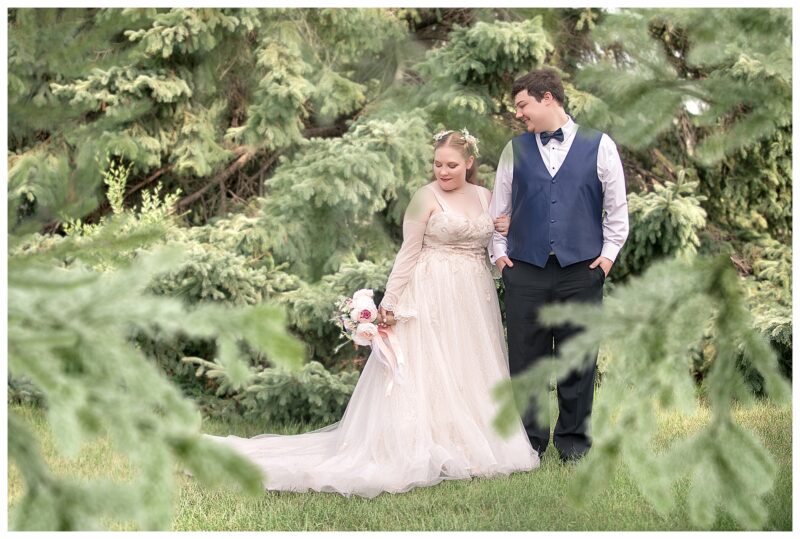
[7, 398, 792, 531]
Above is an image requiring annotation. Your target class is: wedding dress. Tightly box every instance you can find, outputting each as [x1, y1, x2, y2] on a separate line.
[203, 182, 539, 497]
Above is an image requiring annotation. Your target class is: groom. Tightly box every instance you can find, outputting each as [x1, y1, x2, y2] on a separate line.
[489, 68, 629, 462]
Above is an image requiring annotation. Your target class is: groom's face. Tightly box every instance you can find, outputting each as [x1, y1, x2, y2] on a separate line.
[514, 90, 545, 133]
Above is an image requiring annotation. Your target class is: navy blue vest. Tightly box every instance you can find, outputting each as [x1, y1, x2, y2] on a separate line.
[507, 127, 604, 268]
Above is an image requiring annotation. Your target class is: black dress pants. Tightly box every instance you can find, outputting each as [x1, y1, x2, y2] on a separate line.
[502, 254, 604, 460]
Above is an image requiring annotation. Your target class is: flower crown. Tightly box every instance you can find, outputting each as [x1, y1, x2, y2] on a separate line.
[433, 127, 480, 158]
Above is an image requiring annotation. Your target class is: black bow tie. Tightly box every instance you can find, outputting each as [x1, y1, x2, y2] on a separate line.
[540, 128, 564, 145]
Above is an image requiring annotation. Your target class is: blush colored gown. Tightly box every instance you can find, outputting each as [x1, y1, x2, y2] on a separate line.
[203, 183, 539, 497]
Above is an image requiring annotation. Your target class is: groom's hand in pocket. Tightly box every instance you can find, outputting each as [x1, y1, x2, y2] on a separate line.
[589, 256, 612, 277]
[496, 256, 514, 273]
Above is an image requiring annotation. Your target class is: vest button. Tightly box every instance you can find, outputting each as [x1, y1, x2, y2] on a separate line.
[550, 239, 554, 244]
[551, 179, 556, 183]
[550, 219, 555, 223]
[551, 200, 556, 204]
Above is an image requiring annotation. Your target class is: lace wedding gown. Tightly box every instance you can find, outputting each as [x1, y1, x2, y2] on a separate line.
[203, 183, 539, 497]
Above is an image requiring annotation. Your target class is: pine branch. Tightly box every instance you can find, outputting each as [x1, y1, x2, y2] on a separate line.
[125, 163, 175, 198]
[8, 244, 304, 530]
[243, 152, 281, 185]
[175, 149, 254, 209]
[303, 124, 349, 139]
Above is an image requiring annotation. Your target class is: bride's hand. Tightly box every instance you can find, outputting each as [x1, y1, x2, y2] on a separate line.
[494, 214, 510, 236]
[377, 306, 397, 327]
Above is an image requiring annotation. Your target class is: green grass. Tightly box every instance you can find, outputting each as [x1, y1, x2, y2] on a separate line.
[8, 399, 792, 531]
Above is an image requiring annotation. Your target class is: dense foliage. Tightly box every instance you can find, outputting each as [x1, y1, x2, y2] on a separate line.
[8, 238, 304, 530]
[7, 7, 791, 531]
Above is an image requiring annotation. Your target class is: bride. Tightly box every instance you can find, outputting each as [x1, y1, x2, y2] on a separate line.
[203, 129, 539, 497]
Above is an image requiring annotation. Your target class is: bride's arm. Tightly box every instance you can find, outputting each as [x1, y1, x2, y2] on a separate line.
[379, 187, 433, 316]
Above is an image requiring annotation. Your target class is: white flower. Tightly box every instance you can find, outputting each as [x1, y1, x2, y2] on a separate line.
[459, 127, 480, 158]
[432, 128, 480, 157]
[353, 322, 379, 346]
[352, 289, 373, 300]
[433, 129, 453, 142]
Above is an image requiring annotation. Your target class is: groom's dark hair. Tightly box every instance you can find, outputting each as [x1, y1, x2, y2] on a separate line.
[512, 68, 566, 106]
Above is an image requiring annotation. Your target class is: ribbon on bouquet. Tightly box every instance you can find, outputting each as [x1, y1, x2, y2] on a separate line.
[371, 326, 407, 397]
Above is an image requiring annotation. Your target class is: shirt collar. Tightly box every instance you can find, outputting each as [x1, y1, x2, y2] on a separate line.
[538, 117, 576, 145]
[560, 116, 576, 137]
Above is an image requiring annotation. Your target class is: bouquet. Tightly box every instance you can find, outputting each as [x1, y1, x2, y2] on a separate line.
[333, 289, 405, 395]
[334, 288, 380, 347]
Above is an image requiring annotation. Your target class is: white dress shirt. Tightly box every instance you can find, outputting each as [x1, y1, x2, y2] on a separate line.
[488, 117, 629, 264]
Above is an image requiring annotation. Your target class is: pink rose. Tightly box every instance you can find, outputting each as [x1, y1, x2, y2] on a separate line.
[350, 293, 377, 323]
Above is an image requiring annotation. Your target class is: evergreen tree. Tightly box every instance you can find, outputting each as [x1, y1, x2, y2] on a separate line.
[572, 8, 791, 243]
[8, 238, 304, 530]
[7, 7, 791, 530]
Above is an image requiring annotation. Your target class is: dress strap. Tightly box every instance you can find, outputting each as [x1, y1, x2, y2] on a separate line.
[474, 183, 489, 213]
[429, 184, 450, 212]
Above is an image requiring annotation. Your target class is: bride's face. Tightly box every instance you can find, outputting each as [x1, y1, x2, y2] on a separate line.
[433, 146, 473, 191]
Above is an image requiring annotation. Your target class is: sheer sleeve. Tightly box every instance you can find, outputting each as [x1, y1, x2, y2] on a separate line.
[380, 188, 432, 311]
